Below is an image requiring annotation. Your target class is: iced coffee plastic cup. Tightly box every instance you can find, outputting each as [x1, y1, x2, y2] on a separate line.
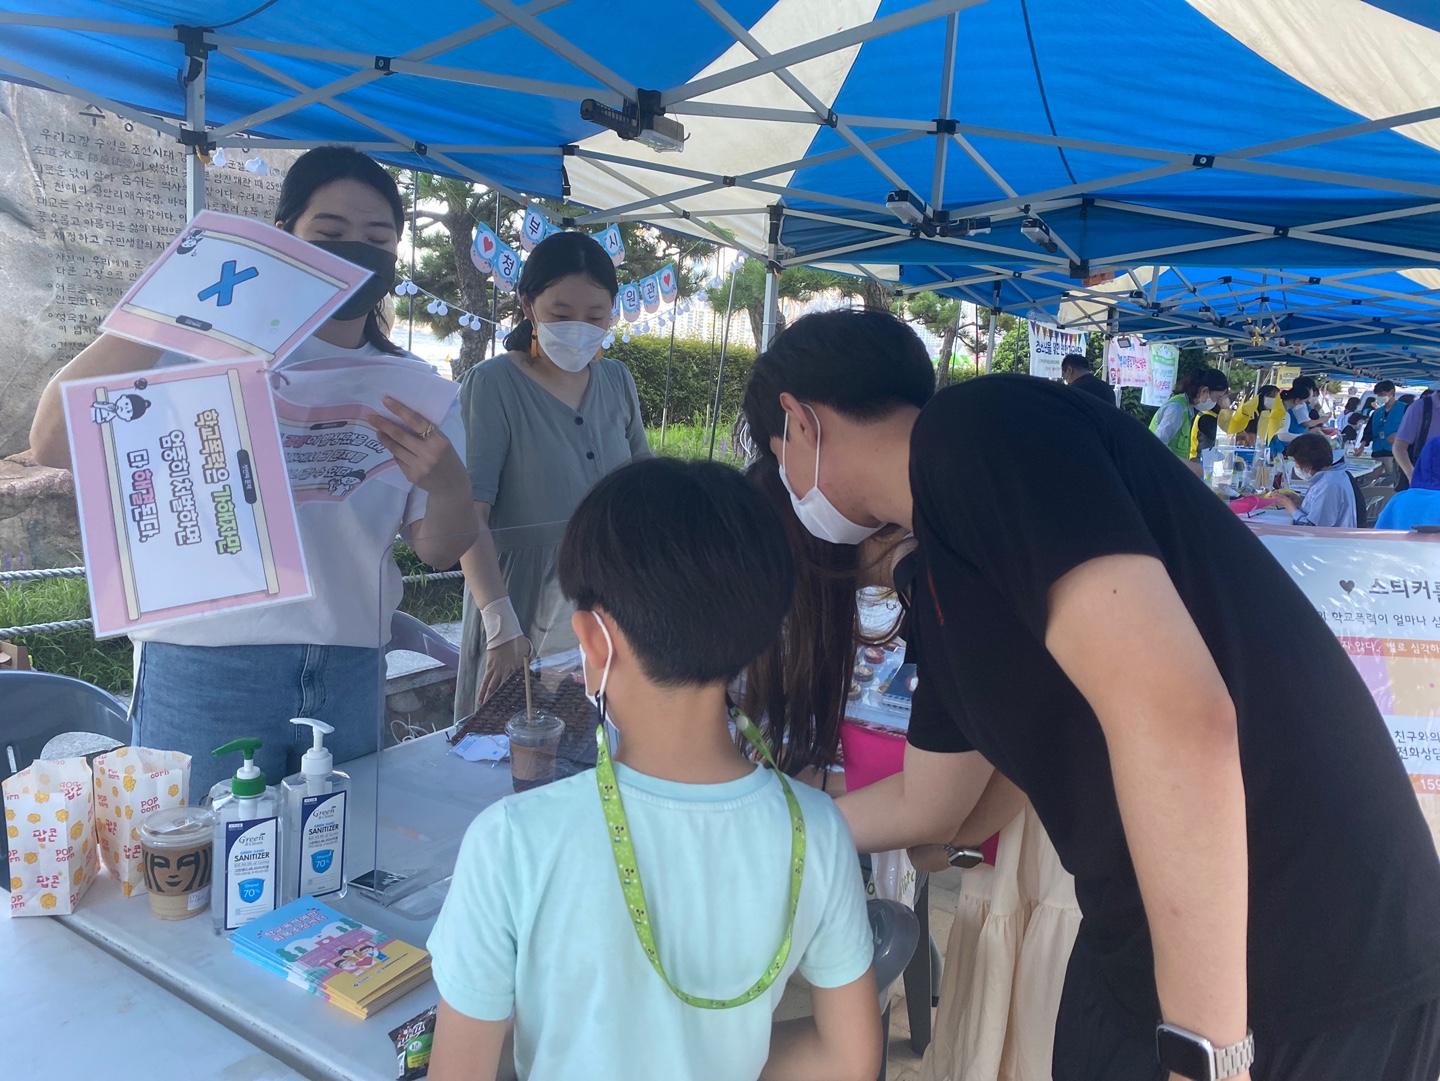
[139, 807, 216, 921]
[506, 711, 565, 792]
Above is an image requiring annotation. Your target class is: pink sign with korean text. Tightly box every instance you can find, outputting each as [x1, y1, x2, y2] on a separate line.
[100, 211, 372, 364]
[62, 360, 310, 638]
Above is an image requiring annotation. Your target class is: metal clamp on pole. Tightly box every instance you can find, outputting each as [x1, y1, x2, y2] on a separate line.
[176, 25, 211, 220]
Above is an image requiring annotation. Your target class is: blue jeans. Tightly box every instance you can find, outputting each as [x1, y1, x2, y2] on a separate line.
[132, 642, 382, 800]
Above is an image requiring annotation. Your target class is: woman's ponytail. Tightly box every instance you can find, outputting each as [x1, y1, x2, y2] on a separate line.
[504, 318, 535, 353]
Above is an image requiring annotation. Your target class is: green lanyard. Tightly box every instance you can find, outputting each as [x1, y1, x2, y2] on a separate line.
[594, 711, 806, 1009]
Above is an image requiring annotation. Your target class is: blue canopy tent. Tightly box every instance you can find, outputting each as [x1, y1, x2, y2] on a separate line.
[898, 264, 1440, 381]
[3, 0, 1440, 363]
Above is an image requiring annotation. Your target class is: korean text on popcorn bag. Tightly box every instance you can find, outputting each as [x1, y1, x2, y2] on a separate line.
[94, 747, 192, 899]
[4, 758, 100, 917]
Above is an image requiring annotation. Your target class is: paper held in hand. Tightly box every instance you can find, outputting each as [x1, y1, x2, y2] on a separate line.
[99, 210, 373, 365]
[62, 358, 311, 638]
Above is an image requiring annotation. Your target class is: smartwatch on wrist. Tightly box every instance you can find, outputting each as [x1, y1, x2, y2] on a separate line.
[1156, 1023, 1254, 1081]
[943, 845, 983, 869]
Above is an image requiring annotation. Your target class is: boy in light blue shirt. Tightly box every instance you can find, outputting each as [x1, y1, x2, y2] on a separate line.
[428, 458, 878, 1081]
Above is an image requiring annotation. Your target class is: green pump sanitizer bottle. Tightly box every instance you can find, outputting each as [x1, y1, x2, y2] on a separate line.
[210, 738, 281, 935]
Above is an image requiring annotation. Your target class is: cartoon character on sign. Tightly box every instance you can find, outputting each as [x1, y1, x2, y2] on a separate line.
[92, 379, 151, 425]
[326, 469, 367, 498]
[176, 229, 205, 256]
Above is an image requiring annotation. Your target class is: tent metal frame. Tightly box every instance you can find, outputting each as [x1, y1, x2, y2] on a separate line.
[907, 263, 1440, 378]
[4, 1, 1440, 372]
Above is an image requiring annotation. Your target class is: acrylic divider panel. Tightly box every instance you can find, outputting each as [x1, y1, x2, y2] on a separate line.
[61, 358, 310, 638]
[1252, 526, 1440, 855]
[100, 211, 373, 365]
[370, 522, 590, 917]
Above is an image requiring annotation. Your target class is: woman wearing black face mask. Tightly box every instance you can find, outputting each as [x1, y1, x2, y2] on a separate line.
[29, 146, 477, 796]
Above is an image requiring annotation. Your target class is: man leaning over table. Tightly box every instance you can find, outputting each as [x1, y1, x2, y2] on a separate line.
[742, 308, 1440, 1081]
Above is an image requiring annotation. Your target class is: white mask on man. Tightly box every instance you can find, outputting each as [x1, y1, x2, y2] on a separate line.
[778, 405, 883, 546]
[535, 319, 608, 372]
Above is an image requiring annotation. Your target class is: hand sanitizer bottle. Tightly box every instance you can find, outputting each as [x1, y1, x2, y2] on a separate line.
[210, 738, 281, 935]
[280, 718, 351, 904]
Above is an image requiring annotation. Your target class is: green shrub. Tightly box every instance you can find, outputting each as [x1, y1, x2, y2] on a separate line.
[606, 335, 756, 430]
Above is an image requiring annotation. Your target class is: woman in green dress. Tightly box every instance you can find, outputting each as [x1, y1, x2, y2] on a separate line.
[456, 231, 649, 716]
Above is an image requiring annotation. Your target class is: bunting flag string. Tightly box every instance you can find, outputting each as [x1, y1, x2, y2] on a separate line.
[599, 223, 626, 266]
[394, 279, 499, 329]
[520, 204, 561, 252]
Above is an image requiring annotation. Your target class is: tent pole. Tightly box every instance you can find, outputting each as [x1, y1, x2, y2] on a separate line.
[660, 290, 680, 450]
[761, 267, 780, 351]
[181, 31, 207, 220]
[408, 170, 417, 353]
[708, 264, 740, 459]
[985, 282, 1000, 374]
[761, 206, 783, 351]
[491, 191, 502, 358]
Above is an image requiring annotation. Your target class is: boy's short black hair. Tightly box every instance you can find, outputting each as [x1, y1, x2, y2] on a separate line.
[558, 457, 795, 687]
[742, 309, 935, 461]
[1060, 352, 1089, 373]
[1375, 380, 1397, 395]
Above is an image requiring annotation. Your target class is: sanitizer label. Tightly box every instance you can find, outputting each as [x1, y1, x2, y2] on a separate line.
[299, 790, 346, 897]
[224, 817, 278, 930]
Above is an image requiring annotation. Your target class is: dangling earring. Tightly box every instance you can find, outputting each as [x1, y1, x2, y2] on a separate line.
[529, 333, 539, 359]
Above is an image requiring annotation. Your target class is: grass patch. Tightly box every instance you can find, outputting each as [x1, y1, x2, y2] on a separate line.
[393, 543, 466, 626]
[0, 576, 133, 694]
[0, 545, 463, 696]
[647, 421, 747, 464]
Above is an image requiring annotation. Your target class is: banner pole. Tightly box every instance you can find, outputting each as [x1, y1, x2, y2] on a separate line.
[708, 264, 740, 460]
[661, 287, 680, 451]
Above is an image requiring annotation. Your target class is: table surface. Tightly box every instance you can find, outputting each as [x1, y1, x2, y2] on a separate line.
[50, 730, 514, 1081]
[6, 899, 307, 1081]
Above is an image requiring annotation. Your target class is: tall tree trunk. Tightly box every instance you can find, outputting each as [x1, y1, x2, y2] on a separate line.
[936, 321, 959, 387]
[448, 202, 495, 380]
[860, 278, 893, 312]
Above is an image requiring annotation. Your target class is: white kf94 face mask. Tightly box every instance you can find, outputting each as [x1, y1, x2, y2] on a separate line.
[535, 319, 608, 372]
[778, 405, 882, 546]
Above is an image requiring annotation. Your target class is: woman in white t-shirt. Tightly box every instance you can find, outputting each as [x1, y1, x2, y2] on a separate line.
[29, 147, 477, 796]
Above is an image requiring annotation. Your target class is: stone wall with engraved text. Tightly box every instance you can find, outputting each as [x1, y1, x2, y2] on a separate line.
[0, 83, 299, 457]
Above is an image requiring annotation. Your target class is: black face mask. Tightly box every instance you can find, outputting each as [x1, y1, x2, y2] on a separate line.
[309, 240, 398, 321]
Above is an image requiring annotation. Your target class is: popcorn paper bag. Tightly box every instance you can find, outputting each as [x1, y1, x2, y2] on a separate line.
[94, 747, 191, 899]
[5, 758, 100, 916]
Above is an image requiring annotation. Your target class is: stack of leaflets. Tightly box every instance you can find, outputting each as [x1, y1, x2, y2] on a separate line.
[231, 896, 433, 1019]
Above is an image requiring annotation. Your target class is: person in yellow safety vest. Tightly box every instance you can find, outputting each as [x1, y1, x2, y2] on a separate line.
[1227, 384, 1281, 445]
[1190, 387, 1233, 459]
[1149, 367, 1230, 466]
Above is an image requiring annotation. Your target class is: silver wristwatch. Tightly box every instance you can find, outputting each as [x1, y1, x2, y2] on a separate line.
[943, 845, 983, 869]
[1155, 1023, 1254, 1081]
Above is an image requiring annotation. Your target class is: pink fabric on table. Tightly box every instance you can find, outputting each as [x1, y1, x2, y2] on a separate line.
[840, 720, 1001, 865]
[1229, 495, 1280, 515]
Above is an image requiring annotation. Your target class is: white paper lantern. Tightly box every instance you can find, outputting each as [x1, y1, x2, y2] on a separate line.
[211, 147, 228, 168]
[426, 299, 440, 315]
[436, 302, 449, 317]
[395, 282, 410, 297]
[622, 327, 632, 343]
